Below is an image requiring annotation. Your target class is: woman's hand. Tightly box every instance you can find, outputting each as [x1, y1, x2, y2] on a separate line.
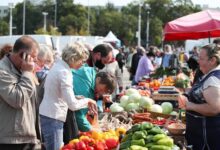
[88, 99, 98, 115]
[178, 94, 188, 109]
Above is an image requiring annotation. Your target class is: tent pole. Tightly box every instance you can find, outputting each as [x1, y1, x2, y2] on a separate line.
[209, 32, 211, 43]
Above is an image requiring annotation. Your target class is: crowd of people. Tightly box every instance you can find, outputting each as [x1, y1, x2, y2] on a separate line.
[0, 36, 118, 150]
[125, 41, 220, 150]
[1, 35, 220, 150]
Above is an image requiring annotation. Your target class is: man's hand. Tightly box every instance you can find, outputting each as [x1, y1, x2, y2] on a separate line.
[103, 95, 112, 103]
[20, 54, 35, 72]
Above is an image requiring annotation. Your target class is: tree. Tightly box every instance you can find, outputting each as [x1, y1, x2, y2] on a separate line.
[0, 20, 9, 35]
[149, 17, 163, 46]
[35, 25, 61, 35]
[13, 1, 42, 34]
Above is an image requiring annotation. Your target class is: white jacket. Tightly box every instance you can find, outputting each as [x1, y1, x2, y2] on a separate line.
[39, 59, 89, 122]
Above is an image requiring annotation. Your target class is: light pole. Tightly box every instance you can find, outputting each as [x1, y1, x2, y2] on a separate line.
[87, 0, 90, 35]
[42, 12, 48, 32]
[9, 3, 14, 36]
[22, 0, 26, 35]
[145, 4, 150, 48]
[137, 3, 142, 47]
[54, 0, 57, 28]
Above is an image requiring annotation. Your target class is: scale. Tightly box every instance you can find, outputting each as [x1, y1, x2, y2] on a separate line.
[158, 86, 179, 94]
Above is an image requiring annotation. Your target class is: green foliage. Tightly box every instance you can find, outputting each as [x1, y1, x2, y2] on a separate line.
[0, 0, 201, 46]
[34, 26, 61, 35]
[150, 67, 177, 78]
[0, 20, 9, 35]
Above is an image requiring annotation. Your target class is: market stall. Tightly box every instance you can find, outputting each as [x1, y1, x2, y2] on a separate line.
[60, 71, 190, 149]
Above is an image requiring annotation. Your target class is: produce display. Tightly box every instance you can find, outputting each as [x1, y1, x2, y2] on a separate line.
[161, 77, 175, 86]
[149, 79, 161, 90]
[61, 71, 188, 150]
[61, 128, 126, 150]
[120, 122, 179, 150]
[110, 88, 154, 113]
[98, 112, 133, 131]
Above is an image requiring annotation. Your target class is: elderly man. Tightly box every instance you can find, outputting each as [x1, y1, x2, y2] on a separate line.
[0, 36, 41, 150]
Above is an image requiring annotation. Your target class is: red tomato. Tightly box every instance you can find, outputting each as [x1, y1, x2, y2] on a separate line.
[88, 138, 95, 147]
[94, 142, 105, 150]
[80, 131, 92, 137]
[62, 143, 74, 150]
[105, 138, 118, 149]
[75, 141, 87, 150]
[87, 146, 95, 150]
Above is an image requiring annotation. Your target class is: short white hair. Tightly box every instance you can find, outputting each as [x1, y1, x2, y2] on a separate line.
[62, 42, 89, 65]
[38, 44, 53, 60]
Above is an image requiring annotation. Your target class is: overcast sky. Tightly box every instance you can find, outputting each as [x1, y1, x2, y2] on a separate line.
[0, 0, 219, 8]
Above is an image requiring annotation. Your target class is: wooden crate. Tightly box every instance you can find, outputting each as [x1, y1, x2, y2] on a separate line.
[148, 110, 175, 119]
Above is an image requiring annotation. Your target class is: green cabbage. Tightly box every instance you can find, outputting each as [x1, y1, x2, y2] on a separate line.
[110, 103, 124, 113]
[161, 102, 173, 114]
[151, 104, 163, 113]
[139, 96, 154, 110]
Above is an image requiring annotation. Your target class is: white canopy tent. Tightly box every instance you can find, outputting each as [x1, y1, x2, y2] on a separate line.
[103, 31, 121, 48]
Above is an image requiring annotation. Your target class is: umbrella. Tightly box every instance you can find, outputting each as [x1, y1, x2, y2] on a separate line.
[163, 9, 220, 41]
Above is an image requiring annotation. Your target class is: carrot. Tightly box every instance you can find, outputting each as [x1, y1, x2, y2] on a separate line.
[133, 116, 153, 121]
[133, 113, 151, 117]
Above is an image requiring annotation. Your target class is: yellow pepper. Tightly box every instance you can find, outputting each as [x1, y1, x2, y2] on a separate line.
[116, 127, 126, 136]
[69, 138, 79, 144]
[91, 131, 103, 141]
[79, 135, 90, 141]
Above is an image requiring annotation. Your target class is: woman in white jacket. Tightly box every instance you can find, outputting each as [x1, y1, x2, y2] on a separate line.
[39, 42, 97, 150]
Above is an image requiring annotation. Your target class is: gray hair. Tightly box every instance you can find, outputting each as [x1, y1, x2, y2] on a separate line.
[61, 42, 89, 65]
[164, 44, 172, 53]
[202, 44, 220, 65]
[38, 44, 53, 60]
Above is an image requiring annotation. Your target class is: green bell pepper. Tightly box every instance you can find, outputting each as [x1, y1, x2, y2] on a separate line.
[152, 134, 166, 142]
[130, 145, 148, 150]
[151, 145, 172, 150]
[148, 126, 165, 135]
[131, 139, 145, 147]
[132, 131, 147, 140]
[131, 124, 141, 132]
[157, 137, 174, 147]
[120, 140, 131, 150]
[141, 122, 154, 130]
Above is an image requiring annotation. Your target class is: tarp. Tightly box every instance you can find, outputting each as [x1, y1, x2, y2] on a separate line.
[163, 9, 220, 41]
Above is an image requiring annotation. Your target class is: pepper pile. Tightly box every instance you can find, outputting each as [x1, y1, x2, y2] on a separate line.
[61, 128, 126, 150]
[119, 122, 179, 150]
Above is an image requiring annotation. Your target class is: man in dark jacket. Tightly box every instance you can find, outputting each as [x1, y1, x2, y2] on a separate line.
[130, 47, 145, 85]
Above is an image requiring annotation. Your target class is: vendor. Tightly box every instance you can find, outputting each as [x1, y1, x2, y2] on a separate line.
[178, 44, 220, 150]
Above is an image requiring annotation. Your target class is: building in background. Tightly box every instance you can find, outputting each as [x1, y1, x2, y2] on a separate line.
[0, 6, 8, 19]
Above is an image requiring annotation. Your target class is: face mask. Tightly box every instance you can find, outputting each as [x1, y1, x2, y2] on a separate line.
[95, 60, 105, 69]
